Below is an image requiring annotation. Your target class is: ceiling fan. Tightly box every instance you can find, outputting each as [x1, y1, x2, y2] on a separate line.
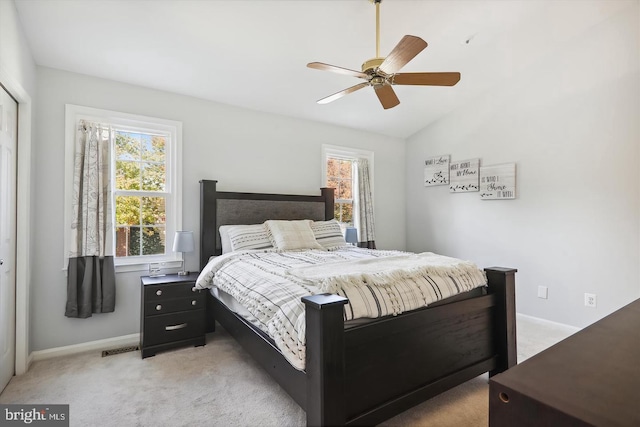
[307, 0, 461, 110]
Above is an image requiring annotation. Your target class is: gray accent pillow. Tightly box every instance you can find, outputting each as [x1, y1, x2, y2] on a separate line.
[311, 220, 347, 250]
[226, 224, 274, 252]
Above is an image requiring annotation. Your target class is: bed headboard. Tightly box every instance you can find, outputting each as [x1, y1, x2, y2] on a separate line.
[199, 180, 335, 269]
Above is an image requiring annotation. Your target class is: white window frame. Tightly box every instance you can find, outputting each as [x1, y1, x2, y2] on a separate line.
[64, 104, 183, 273]
[321, 144, 374, 232]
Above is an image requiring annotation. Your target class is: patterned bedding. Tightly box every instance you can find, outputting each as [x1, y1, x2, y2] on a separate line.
[195, 247, 487, 370]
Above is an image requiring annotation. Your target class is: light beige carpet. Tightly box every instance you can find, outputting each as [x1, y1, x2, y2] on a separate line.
[0, 315, 575, 427]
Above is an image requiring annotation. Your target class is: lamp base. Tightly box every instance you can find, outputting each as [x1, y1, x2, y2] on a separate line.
[177, 270, 189, 276]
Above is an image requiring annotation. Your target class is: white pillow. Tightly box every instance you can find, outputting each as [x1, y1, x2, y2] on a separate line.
[226, 224, 274, 252]
[311, 220, 347, 250]
[218, 225, 234, 254]
[265, 220, 324, 251]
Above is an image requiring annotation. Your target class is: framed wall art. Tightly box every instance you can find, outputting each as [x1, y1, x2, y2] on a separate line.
[449, 158, 480, 192]
[480, 163, 516, 200]
[424, 155, 450, 186]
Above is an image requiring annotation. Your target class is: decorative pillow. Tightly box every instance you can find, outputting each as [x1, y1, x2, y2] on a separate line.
[311, 220, 347, 250]
[226, 224, 274, 252]
[265, 220, 324, 251]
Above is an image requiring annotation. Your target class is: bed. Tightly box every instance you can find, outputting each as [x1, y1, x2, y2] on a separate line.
[198, 179, 517, 426]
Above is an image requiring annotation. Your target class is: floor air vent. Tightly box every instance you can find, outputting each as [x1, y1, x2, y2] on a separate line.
[102, 345, 140, 357]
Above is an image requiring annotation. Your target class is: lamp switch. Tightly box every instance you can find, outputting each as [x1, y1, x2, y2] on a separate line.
[537, 286, 548, 299]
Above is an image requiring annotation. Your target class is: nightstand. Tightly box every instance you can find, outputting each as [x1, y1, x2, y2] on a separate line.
[140, 273, 205, 358]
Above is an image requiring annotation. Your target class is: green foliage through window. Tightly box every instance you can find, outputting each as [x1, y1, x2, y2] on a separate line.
[114, 131, 167, 257]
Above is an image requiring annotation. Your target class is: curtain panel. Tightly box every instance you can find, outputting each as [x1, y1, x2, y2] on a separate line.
[65, 120, 116, 318]
[356, 158, 376, 249]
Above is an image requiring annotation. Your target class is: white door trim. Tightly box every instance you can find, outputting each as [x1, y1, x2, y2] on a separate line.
[0, 65, 32, 376]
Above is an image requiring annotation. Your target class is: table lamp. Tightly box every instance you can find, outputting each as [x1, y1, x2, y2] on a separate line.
[173, 231, 194, 275]
[345, 227, 358, 246]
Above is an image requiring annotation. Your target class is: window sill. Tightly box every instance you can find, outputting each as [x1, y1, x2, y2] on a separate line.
[62, 259, 183, 275]
[115, 260, 182, 274]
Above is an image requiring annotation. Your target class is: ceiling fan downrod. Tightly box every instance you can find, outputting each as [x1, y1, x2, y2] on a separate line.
[363, 0, 385, 73]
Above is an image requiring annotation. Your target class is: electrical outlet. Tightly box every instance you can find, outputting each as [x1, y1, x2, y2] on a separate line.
[584, 293, 597, 308]
[537, 286, 548, 299]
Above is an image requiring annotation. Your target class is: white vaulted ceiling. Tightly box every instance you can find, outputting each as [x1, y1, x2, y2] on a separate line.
[14, 0, 633, 138]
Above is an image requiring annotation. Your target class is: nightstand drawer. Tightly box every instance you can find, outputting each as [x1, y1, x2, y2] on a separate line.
[145, 294, 204, 316]
[143, 310, 205, 347]
[144, 282, 200, 301]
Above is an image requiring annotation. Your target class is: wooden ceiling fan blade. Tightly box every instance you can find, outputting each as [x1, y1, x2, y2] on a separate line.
[392, 72, 461, 86]
[307, 62, 369, 80]
[317, 82, 370, 104]
[378, 35, 428, 75]
[374, 84, 400, 109]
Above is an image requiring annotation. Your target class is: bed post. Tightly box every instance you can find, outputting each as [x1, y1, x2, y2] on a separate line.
[485, 267, 517, 376]
[200, 179, 218, 269]
[200, 180, 218, 333]
[320, 187, 334, 220]
[302, 293, 349, 427]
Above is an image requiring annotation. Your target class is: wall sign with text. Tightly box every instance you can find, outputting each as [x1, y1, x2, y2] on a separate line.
[424, 155, 450, 186]
[480, 163, 516, 200]
[449, 158, 480, 192]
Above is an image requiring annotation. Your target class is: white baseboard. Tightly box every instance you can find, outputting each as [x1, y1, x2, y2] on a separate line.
[25, 315, 576, 365]
[30, 333, 141, 362]
[516, 312, 581, 334]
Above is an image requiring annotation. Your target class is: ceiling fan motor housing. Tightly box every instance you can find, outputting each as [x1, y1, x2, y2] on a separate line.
[362, 57, 386, 74]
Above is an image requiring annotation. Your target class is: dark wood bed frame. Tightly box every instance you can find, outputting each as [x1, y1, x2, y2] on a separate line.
[199, 180, 517, 426]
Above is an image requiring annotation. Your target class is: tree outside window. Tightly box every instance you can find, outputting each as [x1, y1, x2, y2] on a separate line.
[326, 157, 354, 225]
[114, 131, 167, 257]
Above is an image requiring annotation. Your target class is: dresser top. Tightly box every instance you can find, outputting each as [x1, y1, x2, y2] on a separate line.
[491, 298, 640, 426]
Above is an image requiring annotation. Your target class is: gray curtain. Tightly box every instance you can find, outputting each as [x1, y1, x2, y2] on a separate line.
[65, 120, 116, 318]
[356, 158, 376, 249]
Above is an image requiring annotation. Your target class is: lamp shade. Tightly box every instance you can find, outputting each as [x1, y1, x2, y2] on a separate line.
[344, 227, 358, 245]
[172, 231, 194, 253]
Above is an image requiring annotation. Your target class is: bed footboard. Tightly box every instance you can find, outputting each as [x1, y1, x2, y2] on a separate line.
[302, 294, 349, 426]
[302, 267, 517, 426]
[485, 267, 518, 376]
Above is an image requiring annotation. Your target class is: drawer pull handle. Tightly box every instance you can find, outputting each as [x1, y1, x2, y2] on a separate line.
[156, 290, 162, 296]
[191, 300, 197, 306]
[499, 392, 510, 403]
[165, 323, 188, 331]
[192, 286, 197, 292]
[155, 305, 162, 311]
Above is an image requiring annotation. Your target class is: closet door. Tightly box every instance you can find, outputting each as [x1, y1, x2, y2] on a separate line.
[0, 84, 17, 392]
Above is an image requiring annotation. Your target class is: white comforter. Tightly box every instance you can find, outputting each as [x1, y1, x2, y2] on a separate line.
[196, 247, 487, 370]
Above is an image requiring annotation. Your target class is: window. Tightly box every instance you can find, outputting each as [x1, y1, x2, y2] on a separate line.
[114, 129, 168, 258]
[64, 105, 183, 271]
[322, 144, 374, 228]
[326, 157, 354, 225]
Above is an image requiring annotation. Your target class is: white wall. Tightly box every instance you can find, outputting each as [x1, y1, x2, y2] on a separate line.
[0, 1, 36, 94]
[1, 0, 37, 371]
[405, 4, 640, 328]
[32, 67, 405, 351]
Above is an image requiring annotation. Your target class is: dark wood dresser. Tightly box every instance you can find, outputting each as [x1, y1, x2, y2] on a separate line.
[140, 273, 206, 358]
[489, 298, 640, 426]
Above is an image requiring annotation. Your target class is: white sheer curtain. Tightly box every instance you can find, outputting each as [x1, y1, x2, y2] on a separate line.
[355, 158, 376, 249]
[65, 120, 116, 318]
